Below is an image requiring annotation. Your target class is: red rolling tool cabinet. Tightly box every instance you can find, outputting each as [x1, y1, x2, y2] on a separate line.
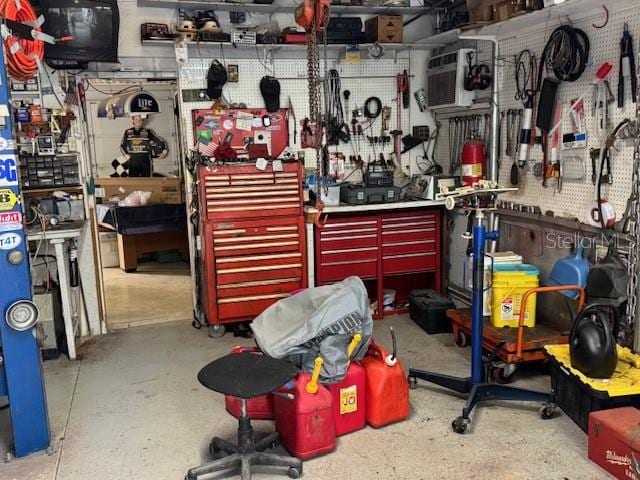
[198, 162, 307, 334]
[315, 208, 441, 318]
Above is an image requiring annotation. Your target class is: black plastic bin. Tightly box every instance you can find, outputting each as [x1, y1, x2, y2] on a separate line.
[545, 345, 640, 433]
[409, 289, 454, 334]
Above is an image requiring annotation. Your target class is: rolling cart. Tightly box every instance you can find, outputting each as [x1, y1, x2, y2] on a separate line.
[447, 285, 585, 383]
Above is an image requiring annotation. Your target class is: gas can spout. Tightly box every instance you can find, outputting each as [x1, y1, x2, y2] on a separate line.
[385, 327, 398, 367]
[306, 357, 323, 394]
[348, 333, 362, 357]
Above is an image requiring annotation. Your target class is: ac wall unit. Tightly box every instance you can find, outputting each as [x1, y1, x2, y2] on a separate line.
[426, 48, 476, 110]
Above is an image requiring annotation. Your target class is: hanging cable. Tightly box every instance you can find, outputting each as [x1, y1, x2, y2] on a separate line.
[1, 0, 44, 82]
[536, 25, 590, 90]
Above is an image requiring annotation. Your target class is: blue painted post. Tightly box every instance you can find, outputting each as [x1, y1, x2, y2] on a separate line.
[0, 45, 51, 455]
[470, 220, 498, 385]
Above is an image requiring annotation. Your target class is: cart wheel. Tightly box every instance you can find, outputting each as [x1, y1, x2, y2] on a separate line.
[455, 330, 470, 348]
[408, 376, 418, 390]
[539, 402, 557, 420]
[451, 416, 468, 434]
[209, 442, 226, 459]
[490, 365, 514, 385]
[288, 466, 303, 478]
[208, 324, 226, 338]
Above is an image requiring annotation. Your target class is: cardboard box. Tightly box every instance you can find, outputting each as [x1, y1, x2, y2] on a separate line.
[466, 0, 494, 22]
[96, 177, 184, 205]
[589, 407, 640, 480]
[365, 15, 403, 44]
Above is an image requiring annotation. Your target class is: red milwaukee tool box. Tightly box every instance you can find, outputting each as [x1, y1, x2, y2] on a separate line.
[589, 407, 640, 479]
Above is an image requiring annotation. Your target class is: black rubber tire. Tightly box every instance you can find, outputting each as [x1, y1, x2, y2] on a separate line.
[490, 365, 513, 385]
[539, 403, 557, 420]
[408, 376, 418, 390]
[455, 330, 470, 348]
[451, 417, 468, 434]
[288, 466, 303, 479]
[208, 324, 225, 338]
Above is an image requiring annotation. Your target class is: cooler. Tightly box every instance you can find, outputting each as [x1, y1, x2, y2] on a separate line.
[490, 264, 539, 328]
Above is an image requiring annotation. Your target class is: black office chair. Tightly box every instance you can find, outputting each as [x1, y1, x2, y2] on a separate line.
[186, 352, 303, 480]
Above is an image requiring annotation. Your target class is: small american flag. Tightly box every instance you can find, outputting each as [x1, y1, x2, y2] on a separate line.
[198, 140, 219, 157]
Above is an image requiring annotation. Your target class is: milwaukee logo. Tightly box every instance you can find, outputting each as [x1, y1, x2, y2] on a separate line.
[301, 311, 364, 349]
[606, 450, 631, 467]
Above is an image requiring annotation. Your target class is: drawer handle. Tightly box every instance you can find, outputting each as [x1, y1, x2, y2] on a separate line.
[217, 277, 301, 289]
[218, 263, 302, 274]
[382, 228, 435, 235]
[323, 247, 378, 254]
[216, 253, 302, 264]
[322, 259, 375, 267]
[214, 233, 299, 244]
[383, 240, 435, 247]
[383, 252, 436, 260]
[218, 293, 289, 304]
[215, 241, 299, 251]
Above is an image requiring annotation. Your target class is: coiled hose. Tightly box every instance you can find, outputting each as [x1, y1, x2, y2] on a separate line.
[1, 0, 44, 82]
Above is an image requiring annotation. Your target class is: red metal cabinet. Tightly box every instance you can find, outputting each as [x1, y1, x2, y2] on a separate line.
[315, 216, 380, 284]
[199, 163, 306, 326]
[315, 208, 442, 316]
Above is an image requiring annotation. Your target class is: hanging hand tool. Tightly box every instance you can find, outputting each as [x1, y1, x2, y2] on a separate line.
[288, 96, 297, 144]
[398, 70, 409, 109]
[618, 23, 637, 108]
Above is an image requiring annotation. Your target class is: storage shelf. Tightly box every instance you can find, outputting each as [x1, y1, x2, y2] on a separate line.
[22, 185, 83, 194]
[138, 0, 430, 16]
[142, 38, 434, 51]
[417, 0, 638, 45]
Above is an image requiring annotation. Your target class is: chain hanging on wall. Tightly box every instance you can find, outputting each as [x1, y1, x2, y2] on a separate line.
[623, 56, 640, 350]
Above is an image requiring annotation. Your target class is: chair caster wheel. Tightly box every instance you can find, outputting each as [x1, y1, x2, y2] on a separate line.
[452, 416, 469, 434]
[288, 466, 303, 478]
[408, 376, 418, 390]
[539, 402, 557, 420]
[209, 442, 224, 459]
[208, 324, 225, 338]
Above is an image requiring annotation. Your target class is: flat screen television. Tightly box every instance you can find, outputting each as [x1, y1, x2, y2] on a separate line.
[39, 0, 119, 66]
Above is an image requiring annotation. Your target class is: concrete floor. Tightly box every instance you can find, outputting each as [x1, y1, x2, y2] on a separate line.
[1, 316, 610, 480]
[103, 261, 192, 329]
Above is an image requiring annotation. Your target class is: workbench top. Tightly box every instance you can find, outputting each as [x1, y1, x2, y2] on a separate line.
[303, 199, 445, 214]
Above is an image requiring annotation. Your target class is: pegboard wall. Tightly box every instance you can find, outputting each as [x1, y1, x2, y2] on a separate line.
[436, 6, 640, 224]
[177, 51, 416, 179]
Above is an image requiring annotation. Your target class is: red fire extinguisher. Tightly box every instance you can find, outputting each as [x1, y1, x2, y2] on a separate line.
[461, 134, 486, 187]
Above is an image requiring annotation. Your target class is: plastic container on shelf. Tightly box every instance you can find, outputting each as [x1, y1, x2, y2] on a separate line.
[545, 344, 640, 433]
[490, 264, 539, 328]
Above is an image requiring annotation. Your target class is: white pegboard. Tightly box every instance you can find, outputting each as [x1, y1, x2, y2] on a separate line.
[435, 6, 640, 223]
[177, 51, 414, 177]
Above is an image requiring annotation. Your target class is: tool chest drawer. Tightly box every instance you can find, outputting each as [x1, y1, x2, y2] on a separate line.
[211, 217, 304, 258]
[382, 251, 437, 275]
[199, 163, 303, 221]
[316, 216, 380, 283]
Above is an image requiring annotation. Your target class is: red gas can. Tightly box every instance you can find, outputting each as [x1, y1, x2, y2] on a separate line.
[361, 339, 409, 428]
[589, 407, 640, 479]
[224, 346, 274, 420]
[274, 358, 336, 460]
[325, 333, 366, 436]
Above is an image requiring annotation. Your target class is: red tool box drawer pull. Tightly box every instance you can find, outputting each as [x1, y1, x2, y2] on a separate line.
[382, 252, 436, 274]
[382, 239, 437, 256]
[319, 260, 378, 283]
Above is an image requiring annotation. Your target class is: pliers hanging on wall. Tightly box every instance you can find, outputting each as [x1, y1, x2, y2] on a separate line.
[618, 23, 637, 108]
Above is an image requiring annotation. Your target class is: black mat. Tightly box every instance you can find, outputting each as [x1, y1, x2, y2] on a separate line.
[101, 204, 186, 235]
[197, 353, 297, 399]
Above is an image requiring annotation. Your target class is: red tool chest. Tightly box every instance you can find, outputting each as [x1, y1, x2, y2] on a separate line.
[315, 209, 441, 317]
[589, 407, 640, 479]
[198, 162, 307, 326]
